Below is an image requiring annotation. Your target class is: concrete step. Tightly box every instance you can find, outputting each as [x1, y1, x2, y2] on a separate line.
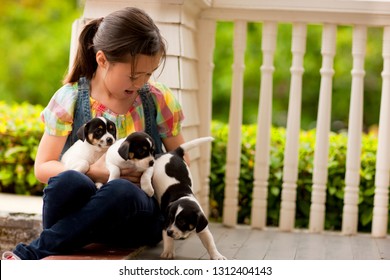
[0, 193, 42, 253]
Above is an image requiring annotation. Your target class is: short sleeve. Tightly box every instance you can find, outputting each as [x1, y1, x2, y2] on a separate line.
[150, 82, 185, 138]
[40, 84, 78, 137]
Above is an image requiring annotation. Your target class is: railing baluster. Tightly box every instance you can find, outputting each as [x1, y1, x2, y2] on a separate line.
[342, 25, 367, 235]
[197, 18, 217, 216]
[251, 22, 277, 229]
[372, 26, 390, 238]
[279, 23, 307, 231]
[223, 20, 247, 227]
[309, 24, 337, 233]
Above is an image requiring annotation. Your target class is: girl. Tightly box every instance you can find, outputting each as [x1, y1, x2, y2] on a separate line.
[2, 7, 185, 260]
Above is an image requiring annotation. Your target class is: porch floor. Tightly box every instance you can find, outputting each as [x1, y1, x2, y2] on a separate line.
[132, 223, 390, 260]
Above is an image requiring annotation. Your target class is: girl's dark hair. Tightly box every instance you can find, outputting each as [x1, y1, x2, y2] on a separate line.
[64, 7, 166, 84]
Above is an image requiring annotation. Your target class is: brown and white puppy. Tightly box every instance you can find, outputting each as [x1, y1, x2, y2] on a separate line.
[105, 131, 155, 195]
[142, 137, 227, 260]
[61, 117, 116, 188]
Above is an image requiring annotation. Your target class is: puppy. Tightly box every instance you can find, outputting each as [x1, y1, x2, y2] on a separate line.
[142, 136, 227, 260]
[61, 117, 116, 188]
[105, 131, 155, 196]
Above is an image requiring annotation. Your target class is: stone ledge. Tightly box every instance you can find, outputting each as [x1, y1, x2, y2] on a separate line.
[0, 211, 42, 253]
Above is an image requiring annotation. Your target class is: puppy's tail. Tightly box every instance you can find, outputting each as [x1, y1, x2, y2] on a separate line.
[174, 136, 214, 158]
[180, 136, 214, 152]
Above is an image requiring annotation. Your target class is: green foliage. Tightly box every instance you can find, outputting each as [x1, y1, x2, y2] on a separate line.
[0, 105, 385, 232]
[0, 0, 82, 105]
[0, 102, 45, 195]
[209, 121, 386, 232]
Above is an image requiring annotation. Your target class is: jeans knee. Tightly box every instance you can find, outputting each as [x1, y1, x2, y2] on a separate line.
[102, 179, 141, 201]
[45, 170, 96, 199]
[99, 179, 154, 214]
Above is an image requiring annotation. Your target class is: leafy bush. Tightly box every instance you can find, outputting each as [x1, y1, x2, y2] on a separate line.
[209, 121, 385, 233]
[0, 102, 45, 195]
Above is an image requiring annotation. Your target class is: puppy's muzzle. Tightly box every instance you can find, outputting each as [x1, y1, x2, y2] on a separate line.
[167, 229, 174, 238]
[167, 229, 186, 240]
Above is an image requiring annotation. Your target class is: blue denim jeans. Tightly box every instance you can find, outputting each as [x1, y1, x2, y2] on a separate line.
[13, 170, 163, 260]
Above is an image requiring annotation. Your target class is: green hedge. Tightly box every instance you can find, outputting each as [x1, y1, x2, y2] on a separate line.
[209, 121, 385, 232]
[0, 103, 386, 232]
[0, 102, 45, 195]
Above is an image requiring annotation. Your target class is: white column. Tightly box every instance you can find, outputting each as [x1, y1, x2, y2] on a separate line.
[372, 26, 390, 238]
[197, 19, 216, 216]
[279, 23, 307, 231]
[69, 18, 87, 72]
[342, 25, 367, 235]
[223, 20, 247, 227]
[251, 22, 277, 229]
[309, 24, 337, 233]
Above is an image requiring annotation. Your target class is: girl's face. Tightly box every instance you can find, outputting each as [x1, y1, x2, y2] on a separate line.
[100, 53, 161, 99]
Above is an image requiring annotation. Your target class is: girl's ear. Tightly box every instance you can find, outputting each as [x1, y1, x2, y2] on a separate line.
[96, 50, 108, 68]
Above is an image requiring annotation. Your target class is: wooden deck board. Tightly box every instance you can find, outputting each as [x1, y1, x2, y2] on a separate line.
[233, 229, 274, 259]
[350, 235, 382, 260]
[376, 238, 390, 260]
[295, 232, 327, 259]
[323, 234, 354, 259]
[209, 224, 252, 260]
[263, 231, 300, 260]
[132, 223, 390, 260]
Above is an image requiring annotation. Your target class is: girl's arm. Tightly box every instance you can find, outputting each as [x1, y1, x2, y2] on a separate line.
[34, 133, 68, 184]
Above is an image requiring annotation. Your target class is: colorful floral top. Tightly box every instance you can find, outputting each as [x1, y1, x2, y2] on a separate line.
[41, 81, 184, 139]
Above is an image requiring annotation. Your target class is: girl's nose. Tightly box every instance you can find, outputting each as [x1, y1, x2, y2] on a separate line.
[131, 74, 150, 89]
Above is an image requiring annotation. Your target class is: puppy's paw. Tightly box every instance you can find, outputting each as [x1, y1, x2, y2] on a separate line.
[95, 182, 103, 189]
[140, 167, 154, 197]
[142, 186, 154, 197]
[69, 161, 89, 174]
[140, 177, 154, 197]
[211, 253, 227, 260]
[160, 251, 175, 259]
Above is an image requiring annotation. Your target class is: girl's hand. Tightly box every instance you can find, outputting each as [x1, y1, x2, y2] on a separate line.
[120, 167, 143, 185]
[86, 154, 110, 184]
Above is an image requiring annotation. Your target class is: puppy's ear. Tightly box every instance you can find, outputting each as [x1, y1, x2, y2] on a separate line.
[196, 213, 209, 233]
[118, 141, 130, 160]
[76, 124, 87, 141]
[107, 120, 117, 140]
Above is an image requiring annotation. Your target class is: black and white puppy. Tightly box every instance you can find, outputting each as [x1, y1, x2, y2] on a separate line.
[61, 117, 117, 188]
[105, 131, 155, 195]
[142, 136, 227, 260]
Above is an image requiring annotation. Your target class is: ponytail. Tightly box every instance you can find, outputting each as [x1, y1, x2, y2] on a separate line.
[64, 18, 103, 84]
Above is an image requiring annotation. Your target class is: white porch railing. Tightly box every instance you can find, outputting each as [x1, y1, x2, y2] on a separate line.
[199, 0, 390, 238]
[79, 0, 390, 238]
